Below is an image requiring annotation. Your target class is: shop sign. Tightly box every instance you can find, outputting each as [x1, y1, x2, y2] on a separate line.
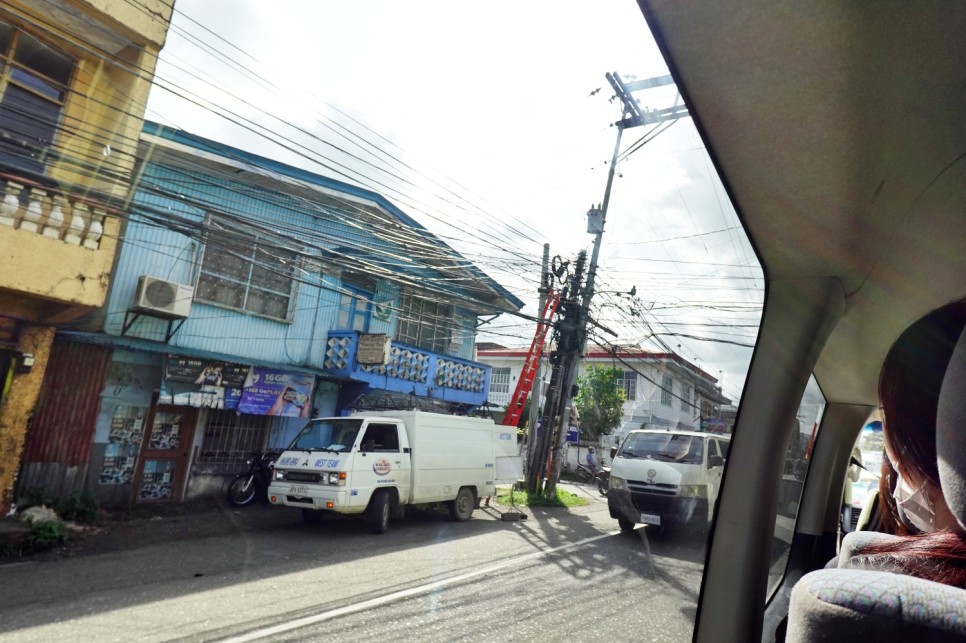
[357, 334, 391, 365]
[165, 356, 249, 387]
[237, 367, 314, 418]
[566, 425, 580, 444]
[165, 355, 250, 410]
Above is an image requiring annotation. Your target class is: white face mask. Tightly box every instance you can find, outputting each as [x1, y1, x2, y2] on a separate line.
[892, 474, 936, 533]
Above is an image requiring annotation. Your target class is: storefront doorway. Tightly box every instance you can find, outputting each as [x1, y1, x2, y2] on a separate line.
[132, 405, 196, 503]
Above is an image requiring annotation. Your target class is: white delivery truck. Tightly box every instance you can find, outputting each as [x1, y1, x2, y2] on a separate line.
[268, 409, 520, 533]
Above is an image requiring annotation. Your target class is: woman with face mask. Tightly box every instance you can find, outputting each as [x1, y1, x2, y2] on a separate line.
[844, 298, 966, 586]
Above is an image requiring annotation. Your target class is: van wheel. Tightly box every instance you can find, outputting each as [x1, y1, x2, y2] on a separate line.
[302, 508, 325, 525]
[449, 487, 475, 521]
[368, 491, 390, 534]
[618, 516, 636, 531]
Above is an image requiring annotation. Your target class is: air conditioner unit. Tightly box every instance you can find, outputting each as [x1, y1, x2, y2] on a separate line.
[133, 276, 194, 319]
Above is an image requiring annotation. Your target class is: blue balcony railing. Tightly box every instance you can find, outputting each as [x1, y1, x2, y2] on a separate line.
[324, 331, 491, 406]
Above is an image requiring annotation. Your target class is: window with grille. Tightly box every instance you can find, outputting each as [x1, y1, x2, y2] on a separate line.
[0, 18, 74, 175]
[196, 410, 272, 474]
[661, 374, 674, 406]
[395, 292, 455, 353]
[196, 217, 299, 321]
[618, 369, 637, 401]
[490, 367, 511, 394]
[681, 384, 692, 411]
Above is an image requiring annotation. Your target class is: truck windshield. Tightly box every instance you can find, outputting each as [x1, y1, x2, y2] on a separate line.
[618, 433, 704, 465]
[289, 419, 363, 452]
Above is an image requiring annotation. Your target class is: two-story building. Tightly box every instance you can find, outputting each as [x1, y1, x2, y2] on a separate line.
[0, 0, 174, 513]
[16, 122, 523, 506]
[477, 342, 731, 445]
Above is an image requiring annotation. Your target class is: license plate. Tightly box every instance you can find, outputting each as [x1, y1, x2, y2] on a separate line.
[289, 485, 309, 496]
[640, 512, 661, 526]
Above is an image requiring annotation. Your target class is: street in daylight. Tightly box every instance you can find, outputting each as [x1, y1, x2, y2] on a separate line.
[0, 486, 706, 642]
[0, 2, 758, 642]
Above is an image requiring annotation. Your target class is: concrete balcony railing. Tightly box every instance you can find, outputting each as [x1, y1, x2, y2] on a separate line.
[0, 173, 119, 319]
[325, 331, 492, 407]
[0, 177, 105, 249]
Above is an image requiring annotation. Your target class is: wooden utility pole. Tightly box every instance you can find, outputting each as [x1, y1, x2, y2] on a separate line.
[526, 244, 551, 466]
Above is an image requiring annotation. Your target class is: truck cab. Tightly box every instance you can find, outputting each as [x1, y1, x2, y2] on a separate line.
[270, 416, 411, 518]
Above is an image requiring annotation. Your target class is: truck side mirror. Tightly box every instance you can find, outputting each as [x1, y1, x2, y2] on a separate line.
[708, 454, 725, 468]
[610, 447, 617, 459]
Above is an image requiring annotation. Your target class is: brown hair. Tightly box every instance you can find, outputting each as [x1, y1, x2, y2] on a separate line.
[865, 299, 966, 586]
[878, 299, 966, 490]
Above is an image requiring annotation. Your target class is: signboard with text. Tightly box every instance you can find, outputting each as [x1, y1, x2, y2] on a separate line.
[237, 367, 315, 418]
[356, 334, 391, 365]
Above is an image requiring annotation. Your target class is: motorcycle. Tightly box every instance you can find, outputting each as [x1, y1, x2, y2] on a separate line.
[574, 462, 596, 483]
[596, 465, 610, 496]
[227, 450, 280, 506]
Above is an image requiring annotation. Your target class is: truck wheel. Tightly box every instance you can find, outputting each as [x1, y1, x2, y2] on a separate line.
[618, 516, 636, 531]
[302, 508, 325, 525]
[368, 491, 390, 534]
[448, 487, 475, 521]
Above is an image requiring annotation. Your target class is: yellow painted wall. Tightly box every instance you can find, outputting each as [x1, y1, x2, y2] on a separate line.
[78, 0, 175, 47]
[0, 219, 119, 314]
[0, 0, 171, 316]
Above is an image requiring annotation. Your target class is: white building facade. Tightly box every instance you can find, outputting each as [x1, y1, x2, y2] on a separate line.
[476, 344, 732, 444]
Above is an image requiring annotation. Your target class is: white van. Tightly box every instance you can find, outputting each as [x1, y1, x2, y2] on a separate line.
[607, 429, 729, 533]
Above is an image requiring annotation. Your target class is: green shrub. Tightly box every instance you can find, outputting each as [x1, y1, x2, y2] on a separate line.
[27, 520, 67, 550]
[20, 487, 99, 524]
[56, 490, 99, 524]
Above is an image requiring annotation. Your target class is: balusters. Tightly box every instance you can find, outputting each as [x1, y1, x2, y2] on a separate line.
[83, 207, 104, 249]
[0, 181, 22, 227]
[43, 194, 65, 239]
[64, 200, 87, 245]
[19, 187, 46, 233]
[0, 180, 106, 250]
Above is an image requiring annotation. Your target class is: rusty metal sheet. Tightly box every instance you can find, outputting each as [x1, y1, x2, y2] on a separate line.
[22, 340, 112, 465]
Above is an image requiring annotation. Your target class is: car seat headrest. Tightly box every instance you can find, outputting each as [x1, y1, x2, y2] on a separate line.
[937, 327, 966, 532]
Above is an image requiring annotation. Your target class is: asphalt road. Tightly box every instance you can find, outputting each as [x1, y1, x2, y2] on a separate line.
[0, 484, 707, 642]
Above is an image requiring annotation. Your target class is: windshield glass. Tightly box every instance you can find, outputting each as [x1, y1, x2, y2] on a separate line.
[618, 433, 705, 464]
[289, 419, 362, 452]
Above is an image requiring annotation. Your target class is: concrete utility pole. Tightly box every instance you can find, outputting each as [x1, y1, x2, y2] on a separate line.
[543, 72, 688, 495]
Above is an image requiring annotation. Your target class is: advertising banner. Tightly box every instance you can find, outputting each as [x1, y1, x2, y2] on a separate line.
[166, 356, 249, 387]
[237, 367, 315, 417]
[164, 355, 250, 410]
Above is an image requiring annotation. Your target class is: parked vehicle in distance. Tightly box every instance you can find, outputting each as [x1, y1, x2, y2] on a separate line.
[608, 430, 729, 534]
[268, 409, 521, 533]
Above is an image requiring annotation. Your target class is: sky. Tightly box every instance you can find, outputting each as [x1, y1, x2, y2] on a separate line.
[145, 0, 764, 403]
